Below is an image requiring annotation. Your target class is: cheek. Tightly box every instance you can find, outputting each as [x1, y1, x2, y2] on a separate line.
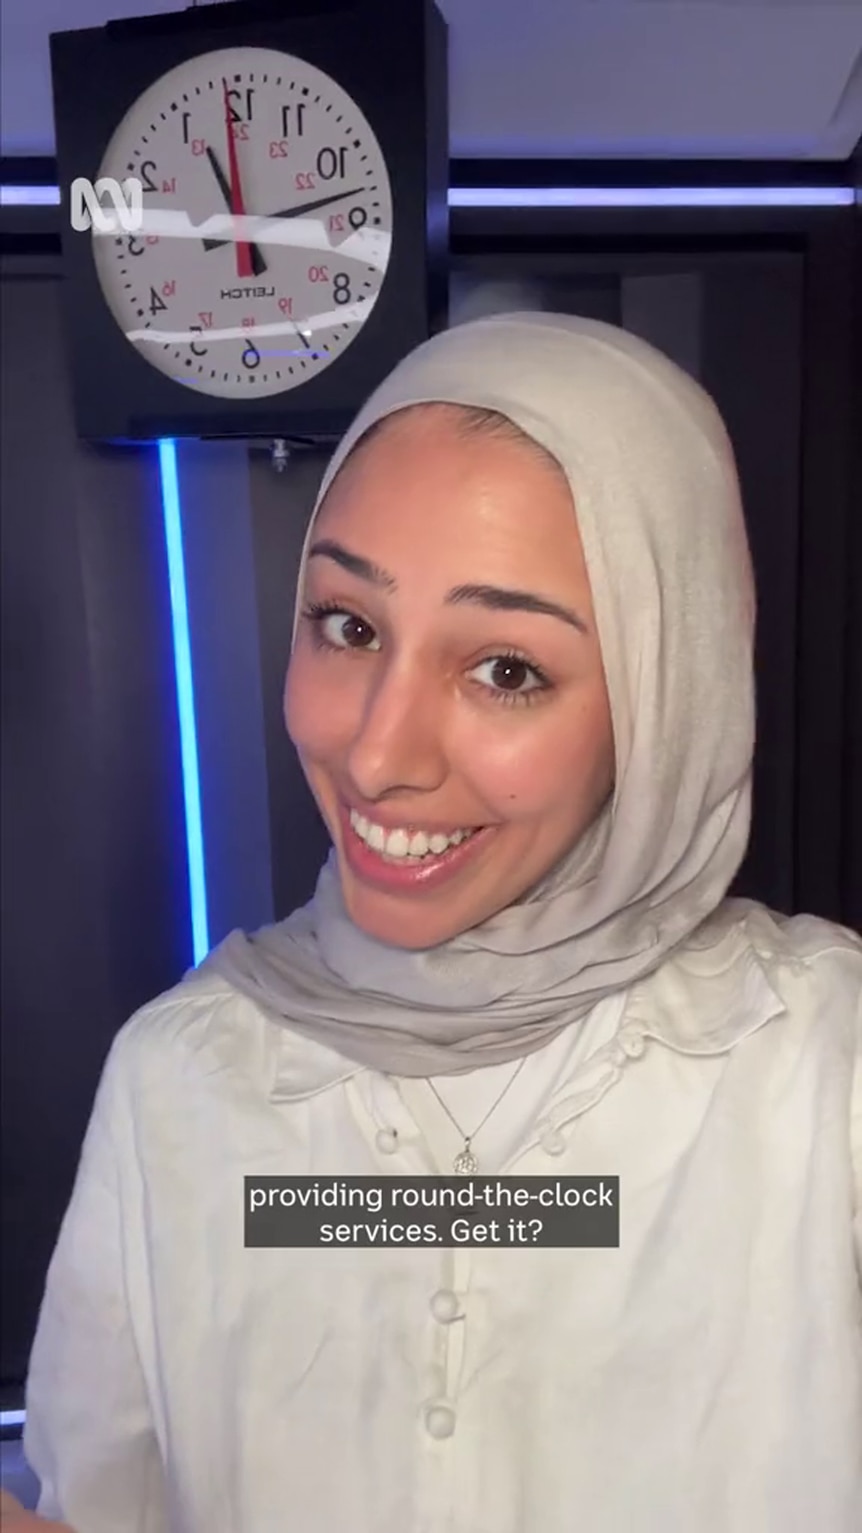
[462, 698, 612, 822]
[284, 650, 367, 764]
[284, 653, 328, 757]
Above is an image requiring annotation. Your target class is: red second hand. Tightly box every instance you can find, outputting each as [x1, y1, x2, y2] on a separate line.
[223, 79, 253, 279]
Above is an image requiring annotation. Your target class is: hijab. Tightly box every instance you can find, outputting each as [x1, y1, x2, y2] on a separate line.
[203, 312, 756, 1076]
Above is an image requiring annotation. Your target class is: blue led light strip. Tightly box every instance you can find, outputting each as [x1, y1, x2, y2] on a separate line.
[158, 440, 209, 964]
[0, 184, 855, 209]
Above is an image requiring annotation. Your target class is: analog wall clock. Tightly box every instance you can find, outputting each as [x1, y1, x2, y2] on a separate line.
[92, 45, 394, 401]
[50, 0, 448, 441]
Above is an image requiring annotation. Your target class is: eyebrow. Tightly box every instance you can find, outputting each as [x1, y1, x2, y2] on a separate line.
[308, 538, 589, 634]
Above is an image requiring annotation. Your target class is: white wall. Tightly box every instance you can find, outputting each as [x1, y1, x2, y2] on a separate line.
[2, 0, 861, 161]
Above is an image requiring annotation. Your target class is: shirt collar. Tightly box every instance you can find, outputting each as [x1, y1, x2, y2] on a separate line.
[266, 916, 787, 1101]
[622, 921, 787, 1054]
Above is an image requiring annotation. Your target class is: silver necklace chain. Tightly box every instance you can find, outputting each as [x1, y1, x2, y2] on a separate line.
[425, 1057, 528, 1174]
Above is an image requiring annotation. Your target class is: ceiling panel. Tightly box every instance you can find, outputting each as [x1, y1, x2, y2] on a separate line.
[2, 0, 860, 160]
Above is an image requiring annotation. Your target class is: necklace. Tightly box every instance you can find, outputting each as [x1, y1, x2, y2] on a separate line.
[425, 1057, 528, 1174]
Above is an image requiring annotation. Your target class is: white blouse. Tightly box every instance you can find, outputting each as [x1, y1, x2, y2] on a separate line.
[23, 900, 862, 1533]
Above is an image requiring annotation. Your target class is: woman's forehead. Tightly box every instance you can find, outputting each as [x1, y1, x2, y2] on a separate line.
[316, 418, 577, 559]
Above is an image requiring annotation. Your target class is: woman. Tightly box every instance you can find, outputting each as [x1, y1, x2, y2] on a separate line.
[9, 313, 861, 1531]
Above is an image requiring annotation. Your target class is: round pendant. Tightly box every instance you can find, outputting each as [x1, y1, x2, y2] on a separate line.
[453, 1146, 478, 1175]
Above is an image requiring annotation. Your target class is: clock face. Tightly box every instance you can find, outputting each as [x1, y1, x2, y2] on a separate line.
[91, 46, 394, 399]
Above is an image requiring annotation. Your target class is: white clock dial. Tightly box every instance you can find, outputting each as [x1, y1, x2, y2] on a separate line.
[91, 46, 394, 399]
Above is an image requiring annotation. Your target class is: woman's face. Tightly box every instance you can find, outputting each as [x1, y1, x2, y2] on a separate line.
[285, 408, 614, 949]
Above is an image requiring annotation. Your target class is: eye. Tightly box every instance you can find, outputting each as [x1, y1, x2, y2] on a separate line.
[302, 602, 381, 652]
[469, 653, 550, 706]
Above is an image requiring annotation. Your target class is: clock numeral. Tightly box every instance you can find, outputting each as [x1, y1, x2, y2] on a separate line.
[162, 279, 176, 298]
[281, 103, 305, 138]
[328, 208, 368, 235]
[226, 87, 255, 124]
[317, 146, 348, 181]
[140, 161, 158, 194]
[231, 122, 249, 143]
[241, 339, 261, 370]
[149, 286, 167, 316]
[189, 325, 207, 358]
[181, 112, 191, 145]
[278, 296, 293, 315]
[198, 311, 213, 328]
[161, 177, 176, 195]
[308, 265, 329, 283]
[333, 272, 352, 305]
[191, 138, 207, 157]
[126, 233, 145, 257]
[269, 140, 289, 159]
[296, 172, 316, 192]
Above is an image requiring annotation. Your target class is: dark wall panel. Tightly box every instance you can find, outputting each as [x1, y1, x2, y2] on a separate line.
[700, 254, 804, 914]
[0, 255, 190, 1387]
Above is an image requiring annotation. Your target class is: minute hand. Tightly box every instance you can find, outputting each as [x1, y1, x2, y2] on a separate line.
[269, 186, 367, 220]
[202, 186, 367, 252]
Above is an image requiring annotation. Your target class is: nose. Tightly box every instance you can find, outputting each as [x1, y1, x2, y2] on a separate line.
[346, 657, 448, 802]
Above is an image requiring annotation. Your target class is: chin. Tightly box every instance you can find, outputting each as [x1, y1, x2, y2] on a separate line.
[343, 894, 458, 951]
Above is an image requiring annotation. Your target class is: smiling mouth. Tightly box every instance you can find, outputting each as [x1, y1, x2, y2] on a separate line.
[347, 806, 481, 862]
[337, 801, 496, 891]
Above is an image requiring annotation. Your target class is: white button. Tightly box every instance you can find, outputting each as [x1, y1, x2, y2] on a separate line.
[375, 1128, 398, 1153]
[619, 1029, 646, 1059]
[540, 1128, 567, 1156]
[424, 1403, 456, 1439]
[430, 1289, 461, 1323]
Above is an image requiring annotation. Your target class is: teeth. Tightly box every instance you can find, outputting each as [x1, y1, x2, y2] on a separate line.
[349, 809, 474, 860]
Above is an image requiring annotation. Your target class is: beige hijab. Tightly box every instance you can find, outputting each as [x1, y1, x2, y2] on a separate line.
[204, 313, 756, 1076]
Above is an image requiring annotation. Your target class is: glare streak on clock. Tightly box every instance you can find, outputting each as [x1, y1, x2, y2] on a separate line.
[118, 209, 391, 272]
[126, 303, 371, 346]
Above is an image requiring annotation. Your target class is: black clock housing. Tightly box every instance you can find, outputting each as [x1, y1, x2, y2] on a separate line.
[50, 0, 448, 443]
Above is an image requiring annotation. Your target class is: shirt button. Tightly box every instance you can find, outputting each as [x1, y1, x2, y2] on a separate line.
[424, 1403, 456, 1439]
[619, 1029, 646, 1059]
[375, 1128, 398, 1154]
[430, 1289, 461, 1323]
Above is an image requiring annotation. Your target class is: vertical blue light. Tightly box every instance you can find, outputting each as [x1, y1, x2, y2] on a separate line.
[158, 438, 209, 963]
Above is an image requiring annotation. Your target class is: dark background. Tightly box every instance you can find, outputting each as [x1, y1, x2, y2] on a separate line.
[2, 160, 860, 1396]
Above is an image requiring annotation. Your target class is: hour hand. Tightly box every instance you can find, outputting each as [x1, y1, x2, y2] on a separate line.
[202, 146, 267, 276]
[205, 144, 231, 206]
